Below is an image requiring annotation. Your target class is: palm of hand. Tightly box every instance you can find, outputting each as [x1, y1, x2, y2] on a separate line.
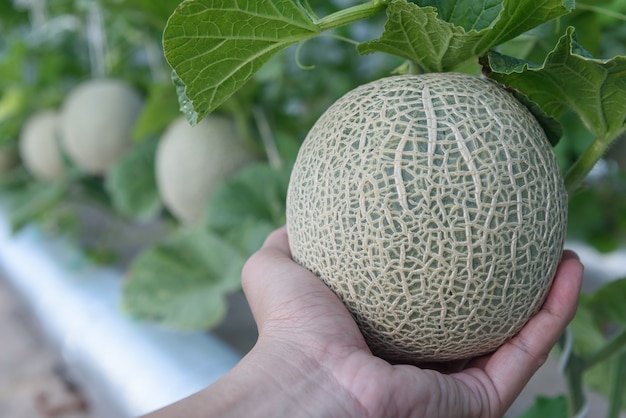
[242, 227, 582, 418]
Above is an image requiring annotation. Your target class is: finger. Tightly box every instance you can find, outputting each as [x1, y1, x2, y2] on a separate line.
[480, 250, 583, 409]
[259, 225, 292, 256]
[241, 226, 291, 321]
[241, 226, 336, 329]
[241, 226, 292, 294]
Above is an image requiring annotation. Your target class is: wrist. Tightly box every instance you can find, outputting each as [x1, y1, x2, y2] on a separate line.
[142, 337, 365, 418]
[220, 339, 363, 418]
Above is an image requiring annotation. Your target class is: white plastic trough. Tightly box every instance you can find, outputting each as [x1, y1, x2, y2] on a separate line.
[0, 208, 242, 418]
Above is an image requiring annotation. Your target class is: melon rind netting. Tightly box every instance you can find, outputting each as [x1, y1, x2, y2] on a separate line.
[286, 73, 568, 363]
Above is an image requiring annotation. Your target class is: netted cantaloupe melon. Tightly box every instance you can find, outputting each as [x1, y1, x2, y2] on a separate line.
[59, 79, 143, 175]
[286, 73, 568, 363]
[19, 110, 66, 181]
[155, 115, 256, 224]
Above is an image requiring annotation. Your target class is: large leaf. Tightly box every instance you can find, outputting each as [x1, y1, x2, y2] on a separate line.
[0, 40, 28, 88]
[122, 227, 244, 330]
[568, 289, 626, 412]
[587, 278, 626, 327]
[205, 163, 289, 231]
[205, 162, 290, 255]
[566, 172, 626, 253]
[0, 41, 30, 142]
[163, 0, 321, 123]
[584, 357, 626, 414]
[105, 137, 162, 221]
[131, 82, 181, 141]
[569, 294, 608, 355]
[487, 26, 626, 140]
[412, 0, 503, 31]
[357, 0, 573, 72]
[8, 180, 70, 233]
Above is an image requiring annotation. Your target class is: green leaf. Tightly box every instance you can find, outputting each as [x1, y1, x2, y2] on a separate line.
[105, 137, 162, 221]
[487, 26, 626, 139]
[568, 293, 626, 410]
[163, 0, 321, 123]
[206, 163, 289, 231]
[413, 0, 503, 31]
[554, 110, 595, 170]
[0, 166, 29, 191]
[506, 90, 563, 146]
[0, 86, 28, 144]
[223, 218, 278, 256]
[122, 227, 245, 330]
[587, 278, 626, 327]
[205, 162, 290, 255]
[131, 82, 181, 141]
[357, 0, 573, 72]
[171, 70, 199, 125]
[0, 40, 29, 89]
[517, 395, 568, 418]
[8, 180, 70, 233]
[101, 0, 181, 30]
[570, 294, 608, 355]
[566, 171, 626, 252]
[584, 350, 626, 413]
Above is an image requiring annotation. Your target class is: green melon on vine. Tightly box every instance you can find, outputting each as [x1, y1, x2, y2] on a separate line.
[59, 79, 143, 175]
[155, 115, 256, 224]
[19, 110, 66, 181]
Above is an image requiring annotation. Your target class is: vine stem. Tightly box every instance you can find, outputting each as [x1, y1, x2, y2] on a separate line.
[252, 106, 282, 169]
[564, 352, 589, 417]
[559, 330, 589, 417]
[316, 0, 389, 32]
[560, 328, 626, 417]
[584, 328, 626, 370]
[564, 129, 625, 194]
[575, 2, 626, 22]
[576, 328, 626, 418]
[85, 1, 109, 78]
[220, 97, 264, 157]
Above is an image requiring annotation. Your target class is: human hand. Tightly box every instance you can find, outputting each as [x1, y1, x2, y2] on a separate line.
[240, 226, 583, 418]
[144, 226, 583, 418]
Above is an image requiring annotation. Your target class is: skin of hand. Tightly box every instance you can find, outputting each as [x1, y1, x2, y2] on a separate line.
[144, 226, 583, 418]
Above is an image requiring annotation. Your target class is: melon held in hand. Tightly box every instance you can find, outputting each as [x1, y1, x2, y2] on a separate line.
[286, 72, 568, 363]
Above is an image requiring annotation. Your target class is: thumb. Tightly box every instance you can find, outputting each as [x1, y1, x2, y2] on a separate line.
[241, 226, 335, 330]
